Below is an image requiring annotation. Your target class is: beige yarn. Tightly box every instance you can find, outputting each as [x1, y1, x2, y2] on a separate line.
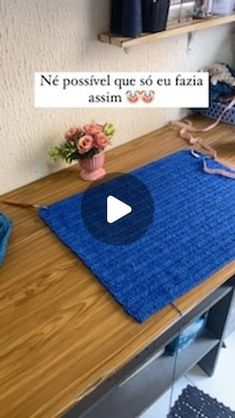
[207, 63, 235, 87]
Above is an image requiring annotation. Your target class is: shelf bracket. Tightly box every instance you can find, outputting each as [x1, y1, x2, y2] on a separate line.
[187, 31, 196, 53]
[123, 46, 130, 54]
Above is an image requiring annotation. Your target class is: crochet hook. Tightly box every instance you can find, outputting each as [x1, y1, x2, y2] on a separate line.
[1, 200, 48, 209]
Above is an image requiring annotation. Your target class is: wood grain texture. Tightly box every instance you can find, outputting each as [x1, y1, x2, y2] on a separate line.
[0, 115, 235, 418]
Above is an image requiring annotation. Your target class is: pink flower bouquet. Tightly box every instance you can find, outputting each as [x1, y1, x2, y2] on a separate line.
[49, 122, 115, 163]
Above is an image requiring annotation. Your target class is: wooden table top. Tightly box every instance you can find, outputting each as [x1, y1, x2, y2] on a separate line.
[0, 115, 235, 418]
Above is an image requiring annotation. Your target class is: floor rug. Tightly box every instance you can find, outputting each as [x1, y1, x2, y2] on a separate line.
[168, 385, 235, 418]
[39, 151, 235, 322]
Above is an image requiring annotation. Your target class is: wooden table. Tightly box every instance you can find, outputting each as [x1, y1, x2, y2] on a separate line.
[0, 115, 235, 418]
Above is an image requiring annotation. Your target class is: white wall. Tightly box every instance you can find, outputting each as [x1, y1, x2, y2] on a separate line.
[0, 0, 234, 194]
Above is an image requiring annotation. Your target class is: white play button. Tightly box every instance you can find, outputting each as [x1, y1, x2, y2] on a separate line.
[81, 172, 154, 245]
[107, 195, 132, 224]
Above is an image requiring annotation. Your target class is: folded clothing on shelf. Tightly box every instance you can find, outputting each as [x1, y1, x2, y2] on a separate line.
[110, 0, 170, 37]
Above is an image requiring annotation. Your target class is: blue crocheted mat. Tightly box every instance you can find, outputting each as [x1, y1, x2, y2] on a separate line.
[39, 151, 235, 322]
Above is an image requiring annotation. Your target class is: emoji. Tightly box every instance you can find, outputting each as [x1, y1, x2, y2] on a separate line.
[140, 90, 155, 104]
[126, 90, 156, 104]
[126, 90, 140, 103]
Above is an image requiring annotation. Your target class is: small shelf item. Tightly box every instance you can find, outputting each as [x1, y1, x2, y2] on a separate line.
[213, 0, 235, 15]
[99, 13, 235, 49]
[111, 0, 143, 38]
[110, 0, 171, 38]
[193, 0, 214, 18]
[142, 0, 170, 32]
[169, 0, 195, 23]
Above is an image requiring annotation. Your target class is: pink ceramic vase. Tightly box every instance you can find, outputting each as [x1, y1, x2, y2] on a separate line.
[79, 152, 106, 181]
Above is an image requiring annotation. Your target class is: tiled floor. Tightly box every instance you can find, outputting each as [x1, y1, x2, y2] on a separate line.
[141, 331, 235, 418]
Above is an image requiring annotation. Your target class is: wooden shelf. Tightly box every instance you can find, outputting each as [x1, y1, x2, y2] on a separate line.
[99, 14, 235, 49]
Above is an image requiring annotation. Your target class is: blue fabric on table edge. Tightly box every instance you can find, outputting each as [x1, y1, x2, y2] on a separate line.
[39, 151, 235, 323]
[0, 213, 12, 266]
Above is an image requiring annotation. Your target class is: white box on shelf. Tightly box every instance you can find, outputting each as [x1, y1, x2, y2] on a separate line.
[193, 0, 214, 18]
[213, 0, 234, 15]
[206, 0, 214, 14]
